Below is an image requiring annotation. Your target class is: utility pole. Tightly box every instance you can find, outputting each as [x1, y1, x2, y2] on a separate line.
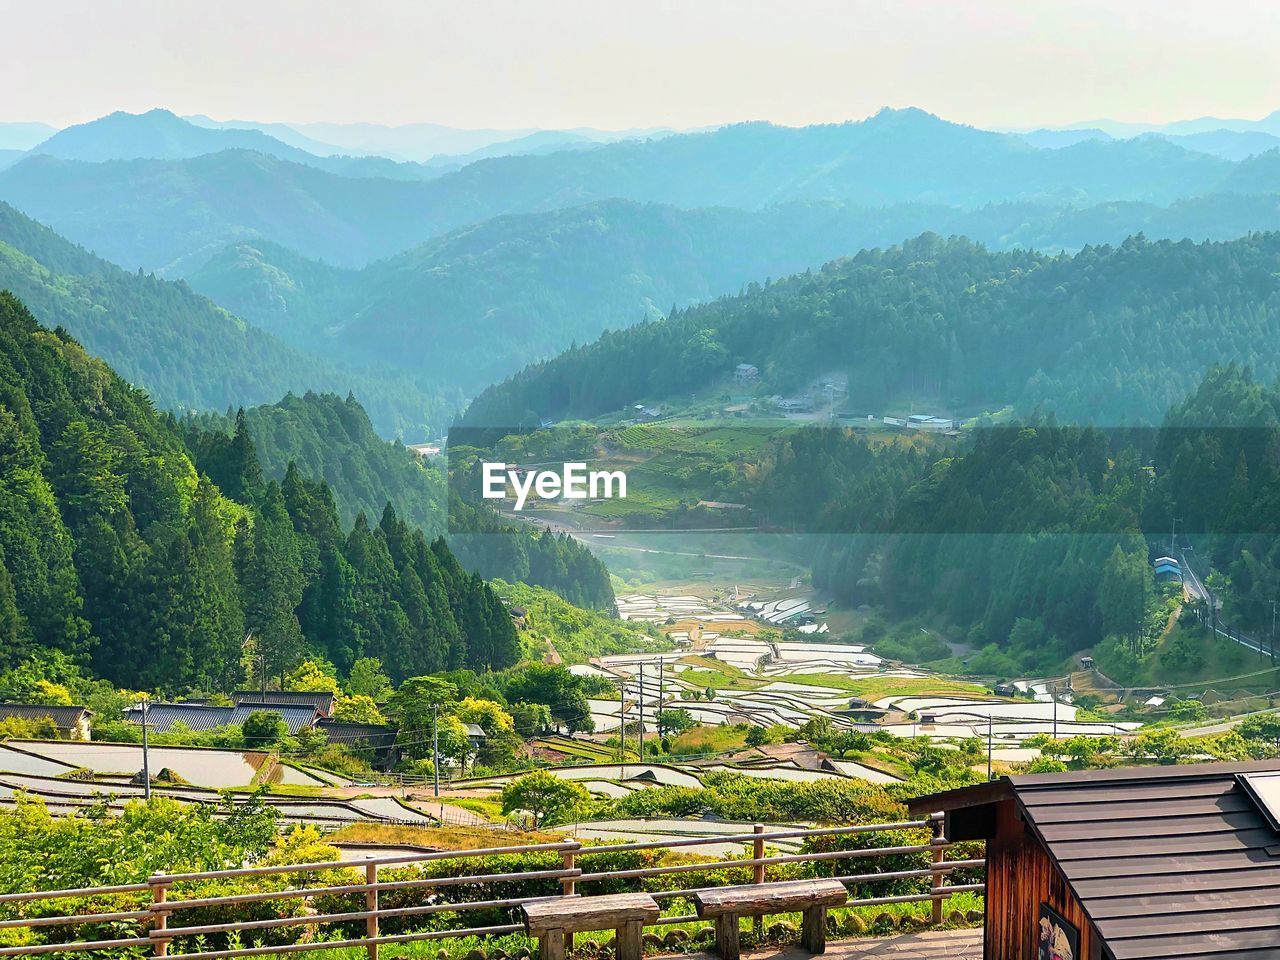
[617, 675, 627, 766]
[1052, 686, 1058, 739]
[637, 665, 646, 760]
[431, 704, 440, 798]
[141, 697, 151, 801]
[1171, 517, 1181, 553]
[658, 658, 665, 737]
[1264, 601, 1274, 670]
[987, 714, 993, 782]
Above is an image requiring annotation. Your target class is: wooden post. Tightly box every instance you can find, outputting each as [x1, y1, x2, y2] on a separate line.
[541, 929, 566, 960]
[149, 872, 169, 958]
[714, 913, 740, 960]
[929, 819, 946, 925]
[616, 920, 643, 960]
[562, 841, 580, 953]
[365, 858, 379, 960]
[800, 905, 826, 954]
[751, 822, 765, 939]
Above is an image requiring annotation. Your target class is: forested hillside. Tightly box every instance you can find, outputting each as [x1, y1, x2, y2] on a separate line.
[737, 423, 1152, 673]
[448, 496, 617, 612]
[188, 193, 1280, 398]
[187, 201, 957, 391]
[465, 232, 1280, 427]
[872, 426, 1151, 670]
[0, 292, 518, 690]
[733, 365, 1280, 675]
[185, 392, 615, 611]
[0, 201, 451, 437]
[1149, 365, 1280, 638]
[184, 393, 447, 535]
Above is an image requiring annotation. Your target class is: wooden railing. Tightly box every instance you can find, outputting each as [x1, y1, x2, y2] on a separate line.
[0, 815, 982, 959]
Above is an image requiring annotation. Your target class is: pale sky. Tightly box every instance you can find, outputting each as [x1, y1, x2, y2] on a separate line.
[4, 0, 1280, 131]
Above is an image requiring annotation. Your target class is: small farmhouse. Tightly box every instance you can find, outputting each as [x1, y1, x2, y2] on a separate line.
[907, 413, 955, 431]
[909, 759, 1280, 959]
[316, 718, 399, 767]
[1152, 556, 1183, 582]
[734, 362, 759, 383]
[0, 703, 93, 740]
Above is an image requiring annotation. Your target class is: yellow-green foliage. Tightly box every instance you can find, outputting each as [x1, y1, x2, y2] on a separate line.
[492, 580, 666, 663]
[0, 716, 58, 740]
[669, 724, 750, 755]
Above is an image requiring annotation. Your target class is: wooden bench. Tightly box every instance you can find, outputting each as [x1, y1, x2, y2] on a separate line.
[522, 892, 660, 960]
[691, 878, 848, 960]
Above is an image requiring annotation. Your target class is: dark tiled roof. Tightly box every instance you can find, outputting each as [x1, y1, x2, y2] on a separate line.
[233, 691, 336, 716]
[126, 702, 320, 735]
[910, 759, 1280, 960]
[316, 719, 397, 748]
[124, 702, 234, 732]
[229, 703, 321, 734]
[0, 703, 91, 728]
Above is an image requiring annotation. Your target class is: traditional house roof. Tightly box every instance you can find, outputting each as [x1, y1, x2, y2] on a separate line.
[233, 690, 336, 717]
[125, 701, 320, 734]
[315, 719, 397, 750]
[0, 703, 92, 730]
[123, 702, 233, 733]
[228, 702, 322, 734]
[909, 759, 1280, 959]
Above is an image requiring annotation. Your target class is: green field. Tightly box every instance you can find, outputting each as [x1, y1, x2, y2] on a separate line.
[781, 673, 993, 702]
[536, 735, 629, 762]
[668, 724, 751, 755]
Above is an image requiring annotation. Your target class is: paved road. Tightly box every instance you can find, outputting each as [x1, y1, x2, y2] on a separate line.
[1179, 549, 1274, 659]
[1178, 705, 1280, 737]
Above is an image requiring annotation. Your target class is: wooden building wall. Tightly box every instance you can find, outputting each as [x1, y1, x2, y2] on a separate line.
[984, 798, 1105, 960]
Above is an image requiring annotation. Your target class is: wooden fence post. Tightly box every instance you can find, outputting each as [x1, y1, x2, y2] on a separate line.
[562, 841, 580, 953]
[929, 818, 946, 925]
[752, 822, 765, 939]
[366, 858, 379, 960]
[149, 872, 169, 958]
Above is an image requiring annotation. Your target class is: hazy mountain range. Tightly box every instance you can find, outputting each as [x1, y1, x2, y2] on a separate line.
[0, 107, 1251, 274]
[6, 105, 1280, 438]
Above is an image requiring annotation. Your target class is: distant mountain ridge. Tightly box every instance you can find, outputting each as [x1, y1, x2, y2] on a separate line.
[32, 108, 325, 163]
[0, 107, 1241, 274]
[0, 122, 55, 151]
[28, 108, 454, 182]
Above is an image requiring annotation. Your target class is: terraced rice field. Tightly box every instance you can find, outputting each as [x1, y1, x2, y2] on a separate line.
[8, 741, 261, 786]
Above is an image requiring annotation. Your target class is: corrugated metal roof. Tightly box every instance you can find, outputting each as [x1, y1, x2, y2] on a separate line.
[126, 702, 319, 735]
[124, 702, 234, 732]
[229, 703, 320, 734]
[316, 719, 397, 748]
[0, 703, 91, 728]
[233, 691, 336, 716]
[910, 759, 1280, 960]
